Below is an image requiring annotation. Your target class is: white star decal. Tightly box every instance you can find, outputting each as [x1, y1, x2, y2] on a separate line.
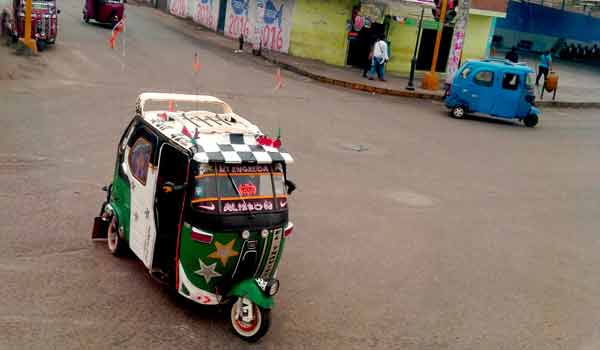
[194, 259, 221, 284]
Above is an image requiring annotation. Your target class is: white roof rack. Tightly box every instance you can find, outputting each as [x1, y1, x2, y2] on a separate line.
[135, 92, 293, 165]
[136, 92, 233, 115]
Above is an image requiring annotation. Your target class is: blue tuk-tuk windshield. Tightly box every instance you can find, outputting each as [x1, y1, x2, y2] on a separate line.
[526, 73, 535, 90]
[192, 164, 286, 213]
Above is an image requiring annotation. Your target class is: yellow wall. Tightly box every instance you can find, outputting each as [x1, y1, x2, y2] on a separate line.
[462, 14, 493, 60]
[288, 2, 495, 75]
[386, 21, 419, 74]
[289, 0, 358, 66]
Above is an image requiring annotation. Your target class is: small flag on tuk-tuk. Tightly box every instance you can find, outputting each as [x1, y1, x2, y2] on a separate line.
[275, 68, 283, 90]
[108, 17, 125, 49]
[181, 126, 192, 138]
[193, 53, 201, 73]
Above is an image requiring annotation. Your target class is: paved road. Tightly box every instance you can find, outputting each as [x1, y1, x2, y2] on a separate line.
[2, 2, 600, 349]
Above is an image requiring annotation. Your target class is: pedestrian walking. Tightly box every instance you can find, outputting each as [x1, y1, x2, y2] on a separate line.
[536, 51, 552, 86]
[505, 46, 519, 63]
[368, 35, 389, 81]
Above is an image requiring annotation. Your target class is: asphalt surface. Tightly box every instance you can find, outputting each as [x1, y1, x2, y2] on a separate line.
[2, 2, 600, 349]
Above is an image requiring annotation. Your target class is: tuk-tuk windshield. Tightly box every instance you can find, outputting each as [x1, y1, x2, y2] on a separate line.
[526, 73, 535, 90]
[192, 164, 286, 213]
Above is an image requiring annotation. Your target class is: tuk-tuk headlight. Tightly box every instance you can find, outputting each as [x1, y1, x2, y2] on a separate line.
[267, 279, 280, 296]
[261, 229, 269, 238]
[241, 230, 250, 240]
[255, 278, 279, 296]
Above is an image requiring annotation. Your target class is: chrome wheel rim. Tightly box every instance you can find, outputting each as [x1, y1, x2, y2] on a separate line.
[107, 217, 118, 252]
[231, 298, 262, 338]
[454, 107, 464, 118]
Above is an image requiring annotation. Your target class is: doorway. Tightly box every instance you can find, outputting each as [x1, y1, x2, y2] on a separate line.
[217, 0, 228, 33]
[153, 144, 189, 274]
[416, 26, 454, 72]
[347, 22, 386, 68]
[156, 0, 167, 11]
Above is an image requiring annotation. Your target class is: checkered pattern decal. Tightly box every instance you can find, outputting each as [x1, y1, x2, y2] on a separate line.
[192, 135, 293, 164]
[148, 114, 293, 165]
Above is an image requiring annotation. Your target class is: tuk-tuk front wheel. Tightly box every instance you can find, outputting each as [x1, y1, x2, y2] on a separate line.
[524, 114, 538, 128]
[450, 106, 466, 119]
[230, 297, 271, 342]
[107, 215, 127, 256]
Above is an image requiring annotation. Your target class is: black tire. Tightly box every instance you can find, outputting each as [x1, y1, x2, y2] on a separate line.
[450, 105, 466, 119]
[107, 215, 127, 256]
[230, 298, 271, 343]
[36, 40, 46, 52]
[83, 11, 89, 23]
[524, 114, 538, 128]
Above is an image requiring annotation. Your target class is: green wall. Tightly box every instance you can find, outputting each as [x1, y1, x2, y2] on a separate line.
[462, 14, 494, 61]
[289, 0, 358, 66]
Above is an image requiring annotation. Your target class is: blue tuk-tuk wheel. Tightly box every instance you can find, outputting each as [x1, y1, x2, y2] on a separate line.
[524, 114, 538, 128]
[450, 106, 466, 119]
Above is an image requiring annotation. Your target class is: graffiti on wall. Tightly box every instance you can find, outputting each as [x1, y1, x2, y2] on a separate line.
[445, 0, 470, 84]
[227, 0, 251, 38]
[224, 0, 295, 53]
[193, 0, 219, 30]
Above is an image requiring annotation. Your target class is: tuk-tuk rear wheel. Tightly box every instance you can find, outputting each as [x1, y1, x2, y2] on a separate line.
[107, 215, 127, 256]
[230, 297, 271, 342]
[524, 114, 538, 128]
[451, 106, 466, 119]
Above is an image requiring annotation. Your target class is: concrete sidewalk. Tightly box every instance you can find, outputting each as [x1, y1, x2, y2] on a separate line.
[260, 50, 445, 100]
[135, 1, 599, 108]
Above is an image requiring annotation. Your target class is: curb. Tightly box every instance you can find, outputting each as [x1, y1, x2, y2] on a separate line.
[260, 54, 444, 101]
[536, 100, 600, 108]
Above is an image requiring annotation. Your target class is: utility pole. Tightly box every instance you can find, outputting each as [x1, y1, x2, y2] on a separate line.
[406, 7, 425, 91]
[19, 0, 37, 54]
[422, 0, 447, 90]
[445, 0, 470, 87]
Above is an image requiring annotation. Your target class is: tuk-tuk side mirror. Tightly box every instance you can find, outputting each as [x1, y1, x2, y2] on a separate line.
[57, 9, 60, 14]
[285, 180, 296, 195]
[162, 182, 175, 194]
[162, 181, 186, 194]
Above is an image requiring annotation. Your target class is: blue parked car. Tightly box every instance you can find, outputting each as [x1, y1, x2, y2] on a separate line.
[445, 58, 541, 127]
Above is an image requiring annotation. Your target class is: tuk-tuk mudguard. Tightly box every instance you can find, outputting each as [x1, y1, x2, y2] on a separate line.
[108, 166, 131, 241]
[444, 95, 468, 111]
[530, 106, 541, 117]
[228, 279, 274, 309]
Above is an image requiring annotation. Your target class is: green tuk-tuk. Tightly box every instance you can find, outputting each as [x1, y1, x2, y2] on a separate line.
[92, 93, 296, 342]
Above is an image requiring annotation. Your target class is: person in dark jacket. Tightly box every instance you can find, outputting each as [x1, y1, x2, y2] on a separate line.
[505, 46, 519, 63]
[363, 40, 374, 78]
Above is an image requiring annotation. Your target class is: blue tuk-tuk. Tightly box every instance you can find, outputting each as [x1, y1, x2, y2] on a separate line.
[445, 58, 541, 127]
